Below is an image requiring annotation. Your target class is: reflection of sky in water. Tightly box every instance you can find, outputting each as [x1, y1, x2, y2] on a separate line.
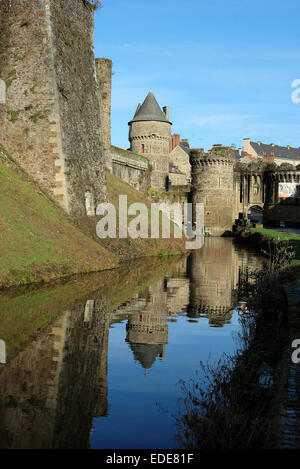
[91, 308, 242, 449]
[0, 238, 265, 449]
[91, 241, 264, 449]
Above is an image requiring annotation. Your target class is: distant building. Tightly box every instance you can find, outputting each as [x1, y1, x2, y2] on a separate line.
[169, 134, 191, 185]
[241, 138, 300, 166]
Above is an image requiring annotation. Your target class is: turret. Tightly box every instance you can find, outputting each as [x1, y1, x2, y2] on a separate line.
[128, 91, 172, 189]
[190, 145, 235, 236]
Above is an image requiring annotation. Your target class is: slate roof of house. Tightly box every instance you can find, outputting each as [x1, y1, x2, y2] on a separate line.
[251, 142, 300, 161]
[169, 143, 190, 156]
[179, 143, 190, 155]
[128, 91, 172, 125]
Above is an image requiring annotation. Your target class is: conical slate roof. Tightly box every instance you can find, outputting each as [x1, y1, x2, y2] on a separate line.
[128, 91, 171, 125]
[133, 102, 142, 118]
[129, 342, 164, 370]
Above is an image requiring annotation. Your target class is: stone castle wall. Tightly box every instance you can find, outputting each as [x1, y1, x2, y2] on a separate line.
[110, 145, 150, 192]
[0, 0, 106, 215]
[95, 57, 112, 169]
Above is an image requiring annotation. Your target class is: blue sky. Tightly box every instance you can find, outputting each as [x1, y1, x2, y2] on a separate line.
[94, 0, 300, 151]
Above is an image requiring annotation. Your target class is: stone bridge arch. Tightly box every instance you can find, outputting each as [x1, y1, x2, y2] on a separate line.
[247, 205, 264, 223]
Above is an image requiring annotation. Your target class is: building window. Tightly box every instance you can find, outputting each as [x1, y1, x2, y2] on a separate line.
[141, 144, 145, 153]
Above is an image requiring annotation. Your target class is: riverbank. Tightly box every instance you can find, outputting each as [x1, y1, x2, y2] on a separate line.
[0, 146, 117, 288]
[235, 226, 300, 278]
[233, 226, 300, 448]
[175, 227, 300, 448]
[0, 147, 186, 289]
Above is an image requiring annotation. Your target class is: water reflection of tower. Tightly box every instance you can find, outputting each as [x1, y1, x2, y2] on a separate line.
[187, 238, 235, 327]
[126, 281, 168, 374]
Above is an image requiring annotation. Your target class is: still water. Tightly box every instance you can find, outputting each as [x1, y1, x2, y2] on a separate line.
[0, 238, 264, 449]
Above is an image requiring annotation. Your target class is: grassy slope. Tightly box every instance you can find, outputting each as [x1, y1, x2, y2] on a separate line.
[0, 149, 117, 288]
[76, 171, 186, 260]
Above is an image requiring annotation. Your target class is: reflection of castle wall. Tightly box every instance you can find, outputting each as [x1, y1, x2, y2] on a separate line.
[52, 298, 109, 448]
[187, 238, 234, 325]
[187, 238, 265, 326]
[0, 298, 109, 449]
[166, 278, 190, 315]
[0, 312, 70, 449]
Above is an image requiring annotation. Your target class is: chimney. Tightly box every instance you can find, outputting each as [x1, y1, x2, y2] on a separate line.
[181, 138, 190, 149]
[262, 154, 275, 164]
[163, 106, 170, 121]
[170, 134, 180, 151]
[243, 138, 251, 152]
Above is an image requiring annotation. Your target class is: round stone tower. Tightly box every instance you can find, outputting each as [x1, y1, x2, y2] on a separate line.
[128, 91, 172, 189]
[190, 145, 235, 236]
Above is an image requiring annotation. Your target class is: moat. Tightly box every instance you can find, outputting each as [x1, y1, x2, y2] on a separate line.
[0, 238, 265, 449]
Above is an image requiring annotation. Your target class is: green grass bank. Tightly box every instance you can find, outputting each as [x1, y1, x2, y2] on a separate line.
[0, 147, 186, 288]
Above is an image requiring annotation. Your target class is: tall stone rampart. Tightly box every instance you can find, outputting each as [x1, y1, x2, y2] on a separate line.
[0, 0, 106, 215]
[95, 57, 112, 170]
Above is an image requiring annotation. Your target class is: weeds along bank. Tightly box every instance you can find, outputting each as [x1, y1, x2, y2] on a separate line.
[235, 227, 300, 276]
[176, 231, 300, 449]
[0, 148, 186, 289]
[176, 248, 292, 449]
